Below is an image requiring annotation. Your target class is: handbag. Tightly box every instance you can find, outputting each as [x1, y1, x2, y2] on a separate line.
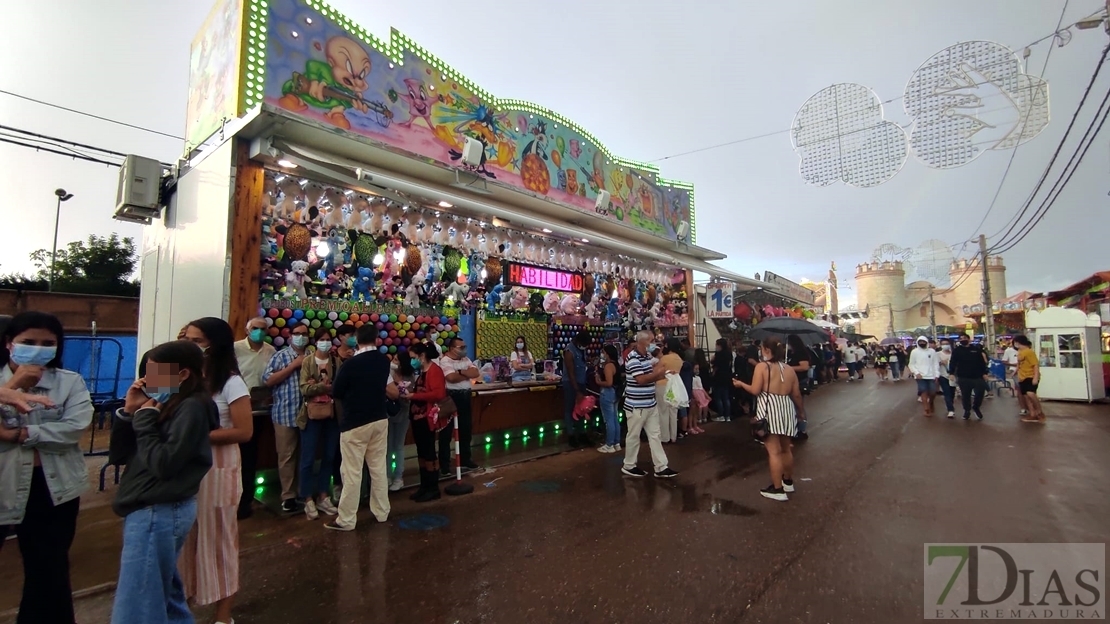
[429, 395, 457, 432]
[305, 395, 334, 420]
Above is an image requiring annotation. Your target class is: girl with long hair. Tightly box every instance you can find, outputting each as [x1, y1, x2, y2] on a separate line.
[297, 328, 341, 520]
[179, 317, 252, 624]
[734, 338, 805, 502]
[388, 352, 416, 491]
[0, 311, 92, 624]
[509, 335, 536, 382]
[403, 342, 446, 502]
[110, 341, 218, 624]
[594, 343, 622, 452]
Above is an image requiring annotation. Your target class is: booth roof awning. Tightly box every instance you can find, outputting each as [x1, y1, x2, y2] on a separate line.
[272, 139, 772, 291]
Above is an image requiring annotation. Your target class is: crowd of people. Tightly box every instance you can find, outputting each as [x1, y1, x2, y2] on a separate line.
[0, 309, 1048, 623]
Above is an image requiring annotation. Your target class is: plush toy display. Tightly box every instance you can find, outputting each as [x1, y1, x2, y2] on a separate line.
[286, 260, 309, 299]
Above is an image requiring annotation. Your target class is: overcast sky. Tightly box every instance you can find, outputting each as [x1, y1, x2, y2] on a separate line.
[1, 0, 1106, 308]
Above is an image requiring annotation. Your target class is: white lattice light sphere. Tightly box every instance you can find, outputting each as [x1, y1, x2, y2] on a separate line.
[791, 83, 908, 188]
[904, 41, 1050, 169]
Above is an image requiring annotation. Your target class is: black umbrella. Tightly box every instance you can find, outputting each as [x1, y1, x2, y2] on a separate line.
[748, 317, 829, 347]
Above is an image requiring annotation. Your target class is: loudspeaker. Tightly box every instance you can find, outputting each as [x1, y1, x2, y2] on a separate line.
[461, 137, 483, 166]
[594, 190, 611, 214]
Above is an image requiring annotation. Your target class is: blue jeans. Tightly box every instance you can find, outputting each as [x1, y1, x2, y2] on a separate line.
[713, 384, 732, 419]
[299, 417, 340, 499]
[111, 499, 197, 624]
[599, 387, 620, 446]
[938, 377, 956, 412]
[387, 413, 409, 482]
[563, 381, 585, 434]
[890, 361, 902, 380]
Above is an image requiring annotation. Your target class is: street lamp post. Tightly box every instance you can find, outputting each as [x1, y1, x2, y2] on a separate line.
[49, 189, 74, 292]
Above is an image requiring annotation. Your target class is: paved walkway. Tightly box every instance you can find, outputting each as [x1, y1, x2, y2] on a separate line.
[3, 377, 1107, 623]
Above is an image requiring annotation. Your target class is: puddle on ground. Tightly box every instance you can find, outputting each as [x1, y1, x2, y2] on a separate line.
[680, 489, 759, 516]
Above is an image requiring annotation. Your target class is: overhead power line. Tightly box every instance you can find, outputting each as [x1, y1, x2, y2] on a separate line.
[986, 41, 1110, 253]
[0, 88, 184, 141]
[0, 136, 121, 168]
[959, 0, 1072, 252]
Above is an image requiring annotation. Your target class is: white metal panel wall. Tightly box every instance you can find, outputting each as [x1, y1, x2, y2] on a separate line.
[137, 141, 235, 358]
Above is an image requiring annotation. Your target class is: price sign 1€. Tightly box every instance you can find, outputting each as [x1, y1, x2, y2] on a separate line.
[707, 283, 734, 319]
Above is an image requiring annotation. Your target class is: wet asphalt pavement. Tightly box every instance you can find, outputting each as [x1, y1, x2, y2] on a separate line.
[30, 378, 1110, 623]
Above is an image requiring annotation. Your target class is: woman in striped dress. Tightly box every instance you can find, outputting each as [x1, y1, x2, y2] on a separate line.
[180, 318, 253, 624]
[734, 337, 805, 502]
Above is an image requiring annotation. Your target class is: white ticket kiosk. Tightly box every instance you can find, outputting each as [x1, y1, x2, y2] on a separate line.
[1025, 307, 1106, 402]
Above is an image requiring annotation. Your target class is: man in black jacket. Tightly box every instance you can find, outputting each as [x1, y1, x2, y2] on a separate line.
[326, 324, 399, 531]
[948, 334, 989, 420]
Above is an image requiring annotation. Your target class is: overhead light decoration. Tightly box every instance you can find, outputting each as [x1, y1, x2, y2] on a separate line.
[438, 201, 453, 208]
[541, 228, 552, 234]
[372, 252, 384, 267]
[277, 159, 297, 168]
[315, 241, 330, 257]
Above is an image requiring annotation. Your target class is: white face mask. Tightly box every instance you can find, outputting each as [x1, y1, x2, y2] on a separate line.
[516, 342, 525, 350]
[316, 341, 332, 353]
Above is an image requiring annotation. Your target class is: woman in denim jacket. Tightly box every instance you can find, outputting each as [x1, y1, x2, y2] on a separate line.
[0, 311, 93, 624]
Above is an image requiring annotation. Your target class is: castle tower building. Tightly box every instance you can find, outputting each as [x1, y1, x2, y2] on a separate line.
[855, 261, 905, 338]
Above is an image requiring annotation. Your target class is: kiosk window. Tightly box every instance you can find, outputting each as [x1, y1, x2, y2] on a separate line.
[1058, 334, 1084, 369]
[1038, 335, 1056, 367]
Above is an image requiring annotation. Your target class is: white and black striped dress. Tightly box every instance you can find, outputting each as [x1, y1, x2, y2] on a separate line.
[756, 362, 797, 437]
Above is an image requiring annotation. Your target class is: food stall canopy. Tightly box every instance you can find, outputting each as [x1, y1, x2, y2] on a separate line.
[272, 140, 771, 291]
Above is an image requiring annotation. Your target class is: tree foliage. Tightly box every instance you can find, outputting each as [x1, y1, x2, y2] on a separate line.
[1, 233, 140, 297]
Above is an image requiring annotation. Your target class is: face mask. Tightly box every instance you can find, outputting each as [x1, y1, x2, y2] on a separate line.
[345, 336, 357, 348]
[143, 385, 177, 405]
[410, 358, 421, 370]
[291, 335, 309, 349]
[248, 328, 265, 343]
[10, 344, 57, 367]
[516, 342, 524, 350]
[942, 345, 951, 352]
[316, 341, 332, 353]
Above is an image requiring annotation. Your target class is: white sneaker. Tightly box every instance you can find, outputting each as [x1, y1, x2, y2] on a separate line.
[1019, 409, 1028, 415]
[304, 499, 318, 520]
[597, 444, 614, 453]
[613, 444, 621, 452]
[389, 479, 404, 491]
[947, 411, 956, 418]
[316, 497, 338, 516]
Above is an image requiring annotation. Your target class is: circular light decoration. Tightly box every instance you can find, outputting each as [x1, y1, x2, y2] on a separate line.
[790, 83, 908, 187]
[904, 41, 1050, 169]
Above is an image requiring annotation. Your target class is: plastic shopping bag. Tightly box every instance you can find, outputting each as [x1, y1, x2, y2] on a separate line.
[664, 373, 689, 408]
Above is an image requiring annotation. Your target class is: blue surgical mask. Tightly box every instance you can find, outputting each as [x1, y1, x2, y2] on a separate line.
[316, 341, 332, 353]
[345, 336, 357, 348]
[516, 342, 525, 350]
[249, 328, 265, 343]
[410, 358, 421, 370]
[10, 344, 57, 367]
[291, 335, 309, 349]
[143, 386, 177, 405]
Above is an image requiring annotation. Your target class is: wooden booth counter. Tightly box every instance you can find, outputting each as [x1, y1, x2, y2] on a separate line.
[468, 379, 564, 435]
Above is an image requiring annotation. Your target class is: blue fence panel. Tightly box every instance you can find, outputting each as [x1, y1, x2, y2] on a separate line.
[62, 335, 137, 401]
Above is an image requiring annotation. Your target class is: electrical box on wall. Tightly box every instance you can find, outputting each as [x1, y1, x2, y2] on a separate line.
[461, 137, 483, 167]
[114, 155, 164, 224]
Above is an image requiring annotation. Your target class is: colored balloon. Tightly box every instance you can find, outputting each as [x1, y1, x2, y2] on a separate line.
[281, 309, 293, 319]
[275, 318, 286, 328]
[293, 309, 304, 320]
[267, 308, 279, 318]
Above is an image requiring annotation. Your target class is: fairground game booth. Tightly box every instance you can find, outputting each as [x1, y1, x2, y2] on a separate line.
[130, 0, 766, 493]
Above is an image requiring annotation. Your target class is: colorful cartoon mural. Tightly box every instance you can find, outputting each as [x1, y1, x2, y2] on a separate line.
[256, 0, 693, 242]
[185, 0, 246, 148]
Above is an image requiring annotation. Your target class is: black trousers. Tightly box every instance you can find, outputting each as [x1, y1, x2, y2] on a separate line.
[412, 416, 438, 463]
[439, 390, 473, 467]
[957, 377, 988, 413]
[238, 412, 268, 513]
[0, 468, 80, 624]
